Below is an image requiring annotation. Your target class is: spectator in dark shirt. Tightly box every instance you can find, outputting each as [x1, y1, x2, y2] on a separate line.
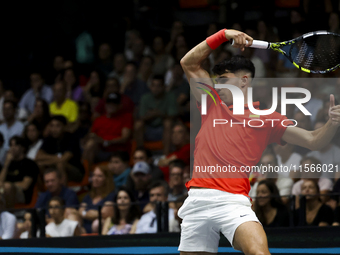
[35, 168, 79, 217]
[294, 179, 333, 226]
[36, 115, 84, 184]
[135, 75, 178, 155]
[253, 180, 290, 228]
[79, 166, 115, 233]
[107, 151, 131, 190]
[26, 99, 51, 137]
[0, 136, 39, 208]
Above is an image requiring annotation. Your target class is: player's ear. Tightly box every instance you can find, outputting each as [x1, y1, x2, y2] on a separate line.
[240, 74, 250, 88]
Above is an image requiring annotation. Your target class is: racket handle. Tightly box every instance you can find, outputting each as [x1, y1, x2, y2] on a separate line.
[231, 39, 270, 49]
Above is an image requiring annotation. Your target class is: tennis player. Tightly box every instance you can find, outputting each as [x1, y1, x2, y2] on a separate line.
[178, 28, 340, 255]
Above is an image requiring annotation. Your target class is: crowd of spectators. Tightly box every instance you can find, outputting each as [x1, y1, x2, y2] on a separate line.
[1, 5, 340, 239]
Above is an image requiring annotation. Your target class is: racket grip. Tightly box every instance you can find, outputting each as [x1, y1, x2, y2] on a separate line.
[231, 39, 269, 49]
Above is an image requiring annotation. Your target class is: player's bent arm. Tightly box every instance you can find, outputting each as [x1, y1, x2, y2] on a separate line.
[282, 120, 338, 151]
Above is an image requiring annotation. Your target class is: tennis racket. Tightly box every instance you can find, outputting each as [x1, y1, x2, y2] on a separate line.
[232, 31, 340, 74]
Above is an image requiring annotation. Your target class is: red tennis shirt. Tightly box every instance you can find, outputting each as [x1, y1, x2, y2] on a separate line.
[186, 97, 293, 197]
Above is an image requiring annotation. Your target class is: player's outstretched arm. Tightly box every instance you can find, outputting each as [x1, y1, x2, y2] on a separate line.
[282, 94, 340, 150]
[180, 29, 253, 102]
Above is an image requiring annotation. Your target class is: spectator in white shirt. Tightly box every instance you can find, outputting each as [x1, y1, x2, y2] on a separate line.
[135, 180, 177, 234]
[0, 194, 17, 239]
[274, 143, 302, 179]
[46, 197, 81, 237]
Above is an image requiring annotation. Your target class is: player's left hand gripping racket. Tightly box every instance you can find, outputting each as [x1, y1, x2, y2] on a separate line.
[232, 31, 340, 74]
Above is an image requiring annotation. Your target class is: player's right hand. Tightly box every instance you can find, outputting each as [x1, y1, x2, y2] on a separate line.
[225, 29, 253, 51]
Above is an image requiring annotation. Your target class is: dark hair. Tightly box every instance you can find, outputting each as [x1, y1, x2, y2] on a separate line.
[60, 68, 79, 90]
[134, 146, 152, 159]
[111, 187, 141, 225]
[48, 196, 65, 209]
[110, 151, 130, 163]
[148, 180, 169, 196]
[3, 99, 17, 109]
[212, 55, 255, 78]
[9, 136, 30, 154]
[50, 115, 67, 125]
[43, 168, 62, 180]
[24, 120, 43, 143]
[35, 98, 51, 119]
[152, 74, 165, 85]
[253, 179, 284, 226]
[169, 159, 186, 172]
[125, 61, 138, 70]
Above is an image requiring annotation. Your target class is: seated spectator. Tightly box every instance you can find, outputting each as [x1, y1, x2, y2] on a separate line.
[46, 197, 81, 237]
[61, 68, 83, 102]
[0, 193, 17, 239]
[0, 79, 5, 122]
[66, 211, 86, 234]
[26, 99, 51, 137]
[120, 62, 149, 107]
[253, 180, 290, 228]
[108, 151, 131, 189]
[35, 115, 84, 183]
[18, 211, 40, 238]
[49, 81, 79, 126]
[92, 77, 134, 120]
[79, 166, 115, 233]
[274, 143, 302, 179]
[152, 35, 174, 76]
[102, 187, 141, 235]
[83, 70, 105, 109]
[130, 162, 152, 211]
[35, 168, 79, 217]
[294, 180, 333, 226]
[108, 53, 126, 83]
[135, 180, 177, 233]
[138, 55, 154, 85]
[158, 123, 190, 181]
[292, 157, 333, 207]
[83, 93, 132, 170]
[135, 75, 178, 155]
[0, 100, 24, 151]
[0, 136, 39, 208]
[249, 151, 293, 205]
[24, 121, 43, 160]
[18, 72, 53, 120]
[95, 43, 113, 77]
[168, 159, 187, 202]
[73, 102, 92, 150]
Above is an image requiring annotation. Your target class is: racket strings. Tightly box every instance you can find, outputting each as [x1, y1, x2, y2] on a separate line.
[288, 34, 340, 72]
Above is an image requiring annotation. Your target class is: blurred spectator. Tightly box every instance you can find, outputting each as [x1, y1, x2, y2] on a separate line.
[92, 77, 135, 120]
[0, 132, 6, 166]
[120, 62, 149, 107]
[75, 30, 94, 65]
[0, 100, 24, 150]
[46, 55, 64, 84]
[306, 121, 340, 180]
[130, 38, 147, 65]
[135, 75, 177, 155]
[108, 151, 131, 189]
[46, 197, 81, 237]
[79, 166, 115, 233]
[18, 72, 53, 120]
[67, 211, 86, 234]
[61, 68, 83, 102]
[158, 123, 190, 181]
[165, 21, 184, 55]
[294, 179, 333, 226]
[135, 180, 177, 233]
[0, 80, 5, 122]
[26, 99, 51, 135]
[35, 168, 79, 217]
[253, 180, 290, 227]
[0, 193, 17, 239]
[249, 151, 293, 205]
[73, 102, 92, 150]
[24, 121, 43, 160]
[0, 136, 39, 208]
[83, 70, 105, 110]
[152, 36, 174, 76]
[95, 43, 113, 77]
[36, 115, 84, 183]
[50, 82, 79, 126]
[133, 147, 164, 181]
[292, 157, 333, 207]
[274, 143, 302, 179]
[130, 162, 152, 211]
[165, 62, 190, 103]
[168, 159, 187, 201]
[83, 93, 132, 170]
[124, 30, 152, 62]
[329, 12, 340, 33]
[108, 53, 127, 83]
[102, 187, 141, 235]
[18, 212, 40, 238]
[138, 56, 154, 85]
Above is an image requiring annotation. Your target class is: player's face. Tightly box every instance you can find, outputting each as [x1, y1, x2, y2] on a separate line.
[215, 72, 243, 105]
[256, 184, 271, 207]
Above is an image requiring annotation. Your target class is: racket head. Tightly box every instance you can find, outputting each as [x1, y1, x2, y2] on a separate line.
[270, 31, 340, 74]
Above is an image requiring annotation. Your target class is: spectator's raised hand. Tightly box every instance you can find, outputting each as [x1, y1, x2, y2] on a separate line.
[329, 94, 340, 127]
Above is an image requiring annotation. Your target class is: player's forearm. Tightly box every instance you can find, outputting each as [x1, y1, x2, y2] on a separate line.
[180, 40, 213, 71]
[310, 120, 338, 150]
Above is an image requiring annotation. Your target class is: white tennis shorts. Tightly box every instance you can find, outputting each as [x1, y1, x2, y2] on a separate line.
[178, 188, 260, 253]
